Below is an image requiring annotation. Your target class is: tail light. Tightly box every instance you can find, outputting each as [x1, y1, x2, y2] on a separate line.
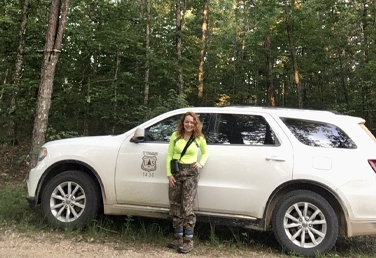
[368, 160, 376, 173]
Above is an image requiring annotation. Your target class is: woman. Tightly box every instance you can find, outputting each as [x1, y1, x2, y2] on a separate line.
[166, 111, 208, 254]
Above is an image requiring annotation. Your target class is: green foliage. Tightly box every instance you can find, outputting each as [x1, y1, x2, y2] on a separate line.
[86, 217, 118, 239]
[0, 183, 43, 228]
[119, 215, 167, 244]
[209, 222, 220, 246]
[121, 214, 135, 238]
[147, 89, 190, 119]
[47, 127, 80, 141]
[0, 184, 24, 224]
[2, 0, 376, 145]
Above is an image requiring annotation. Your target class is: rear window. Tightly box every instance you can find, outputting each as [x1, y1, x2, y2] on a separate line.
[281, 118, 357, 149]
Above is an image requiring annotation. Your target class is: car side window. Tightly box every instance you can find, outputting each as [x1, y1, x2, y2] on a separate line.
[281, 118, 357, 148]
[144, 113, 211, 142]
[205, 113, 278, 146]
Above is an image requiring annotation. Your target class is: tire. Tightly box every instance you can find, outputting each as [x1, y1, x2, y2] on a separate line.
[41, 171, 101, 229]
[272, 190, 338, 257]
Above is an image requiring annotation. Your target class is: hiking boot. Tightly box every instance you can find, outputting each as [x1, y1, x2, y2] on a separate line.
[178, 238, 193, 254]
[167, 234, 183, 249]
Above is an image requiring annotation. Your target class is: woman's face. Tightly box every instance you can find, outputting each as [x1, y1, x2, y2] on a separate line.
[183, 115, 195, 133]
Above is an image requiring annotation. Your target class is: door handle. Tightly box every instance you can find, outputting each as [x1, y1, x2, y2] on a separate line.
[265, 156, 286, 162]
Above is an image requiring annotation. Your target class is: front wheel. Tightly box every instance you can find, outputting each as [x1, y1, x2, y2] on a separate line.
[272, 190, 338, 257]
[41, 171, 101, 229]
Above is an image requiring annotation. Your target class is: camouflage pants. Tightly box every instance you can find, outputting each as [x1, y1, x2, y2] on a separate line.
[169, 163, 199, 231]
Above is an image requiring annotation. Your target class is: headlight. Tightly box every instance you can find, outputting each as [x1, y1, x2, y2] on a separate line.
[38, 147, 48, 161]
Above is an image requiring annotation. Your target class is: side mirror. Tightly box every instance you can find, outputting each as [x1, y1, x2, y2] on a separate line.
[131, 127, 145, 143]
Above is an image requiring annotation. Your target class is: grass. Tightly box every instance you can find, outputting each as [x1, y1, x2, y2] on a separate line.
[1, 183, 376, 257]
[0, 183, 45, 230]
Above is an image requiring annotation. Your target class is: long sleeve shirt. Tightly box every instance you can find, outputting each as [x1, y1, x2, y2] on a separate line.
[166, 132, 208, 177]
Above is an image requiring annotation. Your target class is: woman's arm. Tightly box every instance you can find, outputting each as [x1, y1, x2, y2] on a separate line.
[166, 132, 176, 177]
[198, 137, 208, 166]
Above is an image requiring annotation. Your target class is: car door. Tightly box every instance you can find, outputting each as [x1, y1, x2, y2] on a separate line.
[197, 112, 294, 219]
[115, 112, 212, 208]
[115, 114, 180, 207]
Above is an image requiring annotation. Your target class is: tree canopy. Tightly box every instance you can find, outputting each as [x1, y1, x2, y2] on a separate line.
[1, 0, 376, 145]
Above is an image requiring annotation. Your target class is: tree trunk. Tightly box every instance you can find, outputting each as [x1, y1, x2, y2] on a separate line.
[176, 0, 187, 95]
[284, 0, 302, 108]
[139, 0, 145, 19]
[9, 0, 30, 145]
[374, 0, 376, 25]
[338, 50, 349, 107]
[361, 3, 373, 131]
[198, 0, 208, 106]
[282, 81, 285, 106]
[233, 0, 238, 97]
[83, 76, 91, 136]
[144, 0, 150, 105]
[112, 49, 120, 134]
[264, 34, 275, 106]
[29, 0, 70, 169]
[0, 69, 9, 102]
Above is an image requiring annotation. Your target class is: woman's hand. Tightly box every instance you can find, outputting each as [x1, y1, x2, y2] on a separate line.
[193, 162, 203, 170]
[168, 175, 176, 187]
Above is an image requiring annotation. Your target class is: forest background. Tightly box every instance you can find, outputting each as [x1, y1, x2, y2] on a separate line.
[1, 0, 376, 173]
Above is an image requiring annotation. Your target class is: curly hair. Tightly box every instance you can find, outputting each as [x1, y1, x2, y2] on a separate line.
[176, 112, 204, 139]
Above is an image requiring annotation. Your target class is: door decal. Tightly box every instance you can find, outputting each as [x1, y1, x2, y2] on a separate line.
[141, 151, 158, 172]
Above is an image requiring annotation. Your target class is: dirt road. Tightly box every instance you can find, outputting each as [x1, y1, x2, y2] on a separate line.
[0, 230, 284, 258]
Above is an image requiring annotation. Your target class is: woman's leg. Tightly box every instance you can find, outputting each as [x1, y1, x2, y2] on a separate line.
[168, 174, 184, 248]
[179, 167, 199, 253]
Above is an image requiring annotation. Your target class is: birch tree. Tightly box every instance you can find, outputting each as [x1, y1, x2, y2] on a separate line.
[176, 0, 187, 95]
[144, 0, 150, 104]
[29, 0, 71, 168]
[198, 0, 208, 106]
[265, 34, 275, 106]
[284, 0, 302, 108]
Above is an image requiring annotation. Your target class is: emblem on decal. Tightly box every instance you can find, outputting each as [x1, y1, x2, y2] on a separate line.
[141, 155, 157, 172]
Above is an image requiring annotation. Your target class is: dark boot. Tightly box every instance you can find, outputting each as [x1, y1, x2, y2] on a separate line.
[178, 238, 194, 253]
[167, 234, 183, 249]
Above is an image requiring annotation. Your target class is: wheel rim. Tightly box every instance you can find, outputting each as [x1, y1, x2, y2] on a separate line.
[49, 181, 86, 223]
[283, 201, 327, 248]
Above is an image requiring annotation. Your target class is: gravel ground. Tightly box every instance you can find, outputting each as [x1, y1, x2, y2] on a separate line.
[0, 229, 284, 258]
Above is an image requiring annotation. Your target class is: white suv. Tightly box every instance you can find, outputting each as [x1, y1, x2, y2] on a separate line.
[27, 106, 376, 256]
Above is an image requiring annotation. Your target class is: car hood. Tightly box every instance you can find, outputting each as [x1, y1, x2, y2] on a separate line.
[44, 135, 121, 146]
[42, 134, 128, 154]
[40, 134, 128, 165]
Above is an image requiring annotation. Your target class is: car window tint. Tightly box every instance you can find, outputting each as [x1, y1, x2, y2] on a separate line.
[144, 113, 210, 142]
[198, 113, 212, 137]
[145, 115, 181, 142]
[281, 118, 357, 149]
[206, 114, 277, 146]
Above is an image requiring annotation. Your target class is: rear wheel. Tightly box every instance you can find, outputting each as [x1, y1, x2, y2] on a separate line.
[41, 171, 101, 229]
[272, 190, 338, 256]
